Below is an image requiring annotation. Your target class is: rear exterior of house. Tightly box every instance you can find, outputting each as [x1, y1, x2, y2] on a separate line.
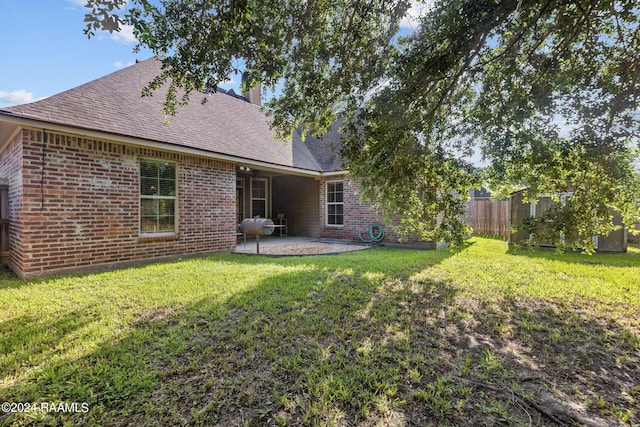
[0, 58, 432, 278]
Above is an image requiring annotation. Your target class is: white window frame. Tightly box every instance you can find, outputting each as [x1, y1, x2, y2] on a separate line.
[326, 180, 344, 227]
[250, 177, 270, 218]
[139, 159, 178, 236]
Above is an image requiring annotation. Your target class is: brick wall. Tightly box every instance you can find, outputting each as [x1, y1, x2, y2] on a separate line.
[0, 131, 25, 271]
[318, 175, 409, 243]
[318, 175, 437, 247]
[15, 129, 235, 278]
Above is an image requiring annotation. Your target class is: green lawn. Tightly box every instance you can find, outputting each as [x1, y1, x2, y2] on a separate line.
[1, 237, 638, 426]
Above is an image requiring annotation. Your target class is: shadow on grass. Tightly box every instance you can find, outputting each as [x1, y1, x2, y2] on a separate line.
[506, 242, 640, 268]
[471, 234, 508, 242]
[1, 244, 638, 426]
[431, 294, 639, 425]
[0, 308, 97, 394]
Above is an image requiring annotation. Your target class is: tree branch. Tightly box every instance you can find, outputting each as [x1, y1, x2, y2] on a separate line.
[450, 375, 569, 426]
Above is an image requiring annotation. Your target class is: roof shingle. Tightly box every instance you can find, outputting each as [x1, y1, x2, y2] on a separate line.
[2, 58, 347, 172]
[0, 59, 318, 170]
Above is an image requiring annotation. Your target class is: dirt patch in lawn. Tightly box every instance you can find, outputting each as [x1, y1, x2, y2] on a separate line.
[234, 241, 373, 255]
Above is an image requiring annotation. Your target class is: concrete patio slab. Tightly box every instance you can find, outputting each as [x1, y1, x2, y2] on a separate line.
[234, 236, 372, 255]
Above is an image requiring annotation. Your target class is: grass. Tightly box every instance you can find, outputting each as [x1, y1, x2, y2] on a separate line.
[0, 237, 638, 426]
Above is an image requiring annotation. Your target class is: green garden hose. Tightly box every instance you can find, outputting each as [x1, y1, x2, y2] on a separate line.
[358, 224, 384, 243]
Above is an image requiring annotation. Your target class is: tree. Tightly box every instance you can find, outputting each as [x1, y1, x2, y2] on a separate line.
[84, 0, 640, 249]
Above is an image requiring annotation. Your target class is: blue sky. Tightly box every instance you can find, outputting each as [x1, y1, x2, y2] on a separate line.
[0, 1, 152, 107]
[0, 0, 270, 108]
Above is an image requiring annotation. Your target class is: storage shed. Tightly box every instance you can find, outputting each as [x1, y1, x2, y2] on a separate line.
[509, 189, 628, 253]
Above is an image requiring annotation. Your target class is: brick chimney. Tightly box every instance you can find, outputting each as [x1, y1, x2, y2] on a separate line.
[241, 72, 261, 106]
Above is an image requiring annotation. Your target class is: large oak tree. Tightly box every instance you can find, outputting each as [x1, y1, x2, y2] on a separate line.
[85, 0, 640, 249]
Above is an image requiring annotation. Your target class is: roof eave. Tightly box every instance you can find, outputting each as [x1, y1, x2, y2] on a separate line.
[321, 170, 349, 177]
[0, 112, 325, 177]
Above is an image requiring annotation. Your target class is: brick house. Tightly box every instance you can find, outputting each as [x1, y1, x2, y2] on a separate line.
[0, 58, 428, 278]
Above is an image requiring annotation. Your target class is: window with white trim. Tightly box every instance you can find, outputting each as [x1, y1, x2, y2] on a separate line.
[251, 177, 269, 218]
[326, 181, 344, 226]
[140, 159, 177, 233]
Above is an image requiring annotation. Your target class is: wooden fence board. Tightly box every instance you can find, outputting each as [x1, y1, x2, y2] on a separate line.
[473, 199, 509, 237]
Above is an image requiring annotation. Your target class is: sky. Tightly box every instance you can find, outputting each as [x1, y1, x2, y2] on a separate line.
[0, 1, 428, 109]
[0, 0, 151, 107]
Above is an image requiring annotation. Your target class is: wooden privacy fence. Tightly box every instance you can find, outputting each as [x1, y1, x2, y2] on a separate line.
[473, 199, 509, 237]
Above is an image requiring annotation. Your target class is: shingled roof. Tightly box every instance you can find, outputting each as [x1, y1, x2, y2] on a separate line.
[294, 121, 345, 171]
[0, 58, 341, 172]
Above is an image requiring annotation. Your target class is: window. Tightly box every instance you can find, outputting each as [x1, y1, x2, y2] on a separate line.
[140, 159, 177, 234]
[251, 178, 268, 218]
[326, 181, 344, 226]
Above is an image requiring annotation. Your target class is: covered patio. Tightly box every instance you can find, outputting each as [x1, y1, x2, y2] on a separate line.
[236, 170, 321, 239]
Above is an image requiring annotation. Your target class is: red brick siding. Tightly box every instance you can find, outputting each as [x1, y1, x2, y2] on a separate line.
[318, 176, 402, 242]
[0, 131, 25, 271]
[318, 175, 436, 247]
[17, 129, 235, 278]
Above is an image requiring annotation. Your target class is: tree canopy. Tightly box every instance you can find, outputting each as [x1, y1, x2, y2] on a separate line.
[84, 0, 640, 250]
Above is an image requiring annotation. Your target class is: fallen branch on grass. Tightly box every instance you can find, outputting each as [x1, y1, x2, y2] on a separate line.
[450, 375, 568, 426]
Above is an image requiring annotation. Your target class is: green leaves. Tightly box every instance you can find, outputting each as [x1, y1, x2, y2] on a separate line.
[422, 0, 640, 250]
[83, 0, 127, 37]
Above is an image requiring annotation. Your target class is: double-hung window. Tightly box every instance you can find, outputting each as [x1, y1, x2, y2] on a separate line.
[326, 181, 344, 226]
[140, 159, 177, 234]
[251, 178, 268, 218]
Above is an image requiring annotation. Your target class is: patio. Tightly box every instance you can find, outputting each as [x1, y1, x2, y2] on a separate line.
[234, 236, 372, 255]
